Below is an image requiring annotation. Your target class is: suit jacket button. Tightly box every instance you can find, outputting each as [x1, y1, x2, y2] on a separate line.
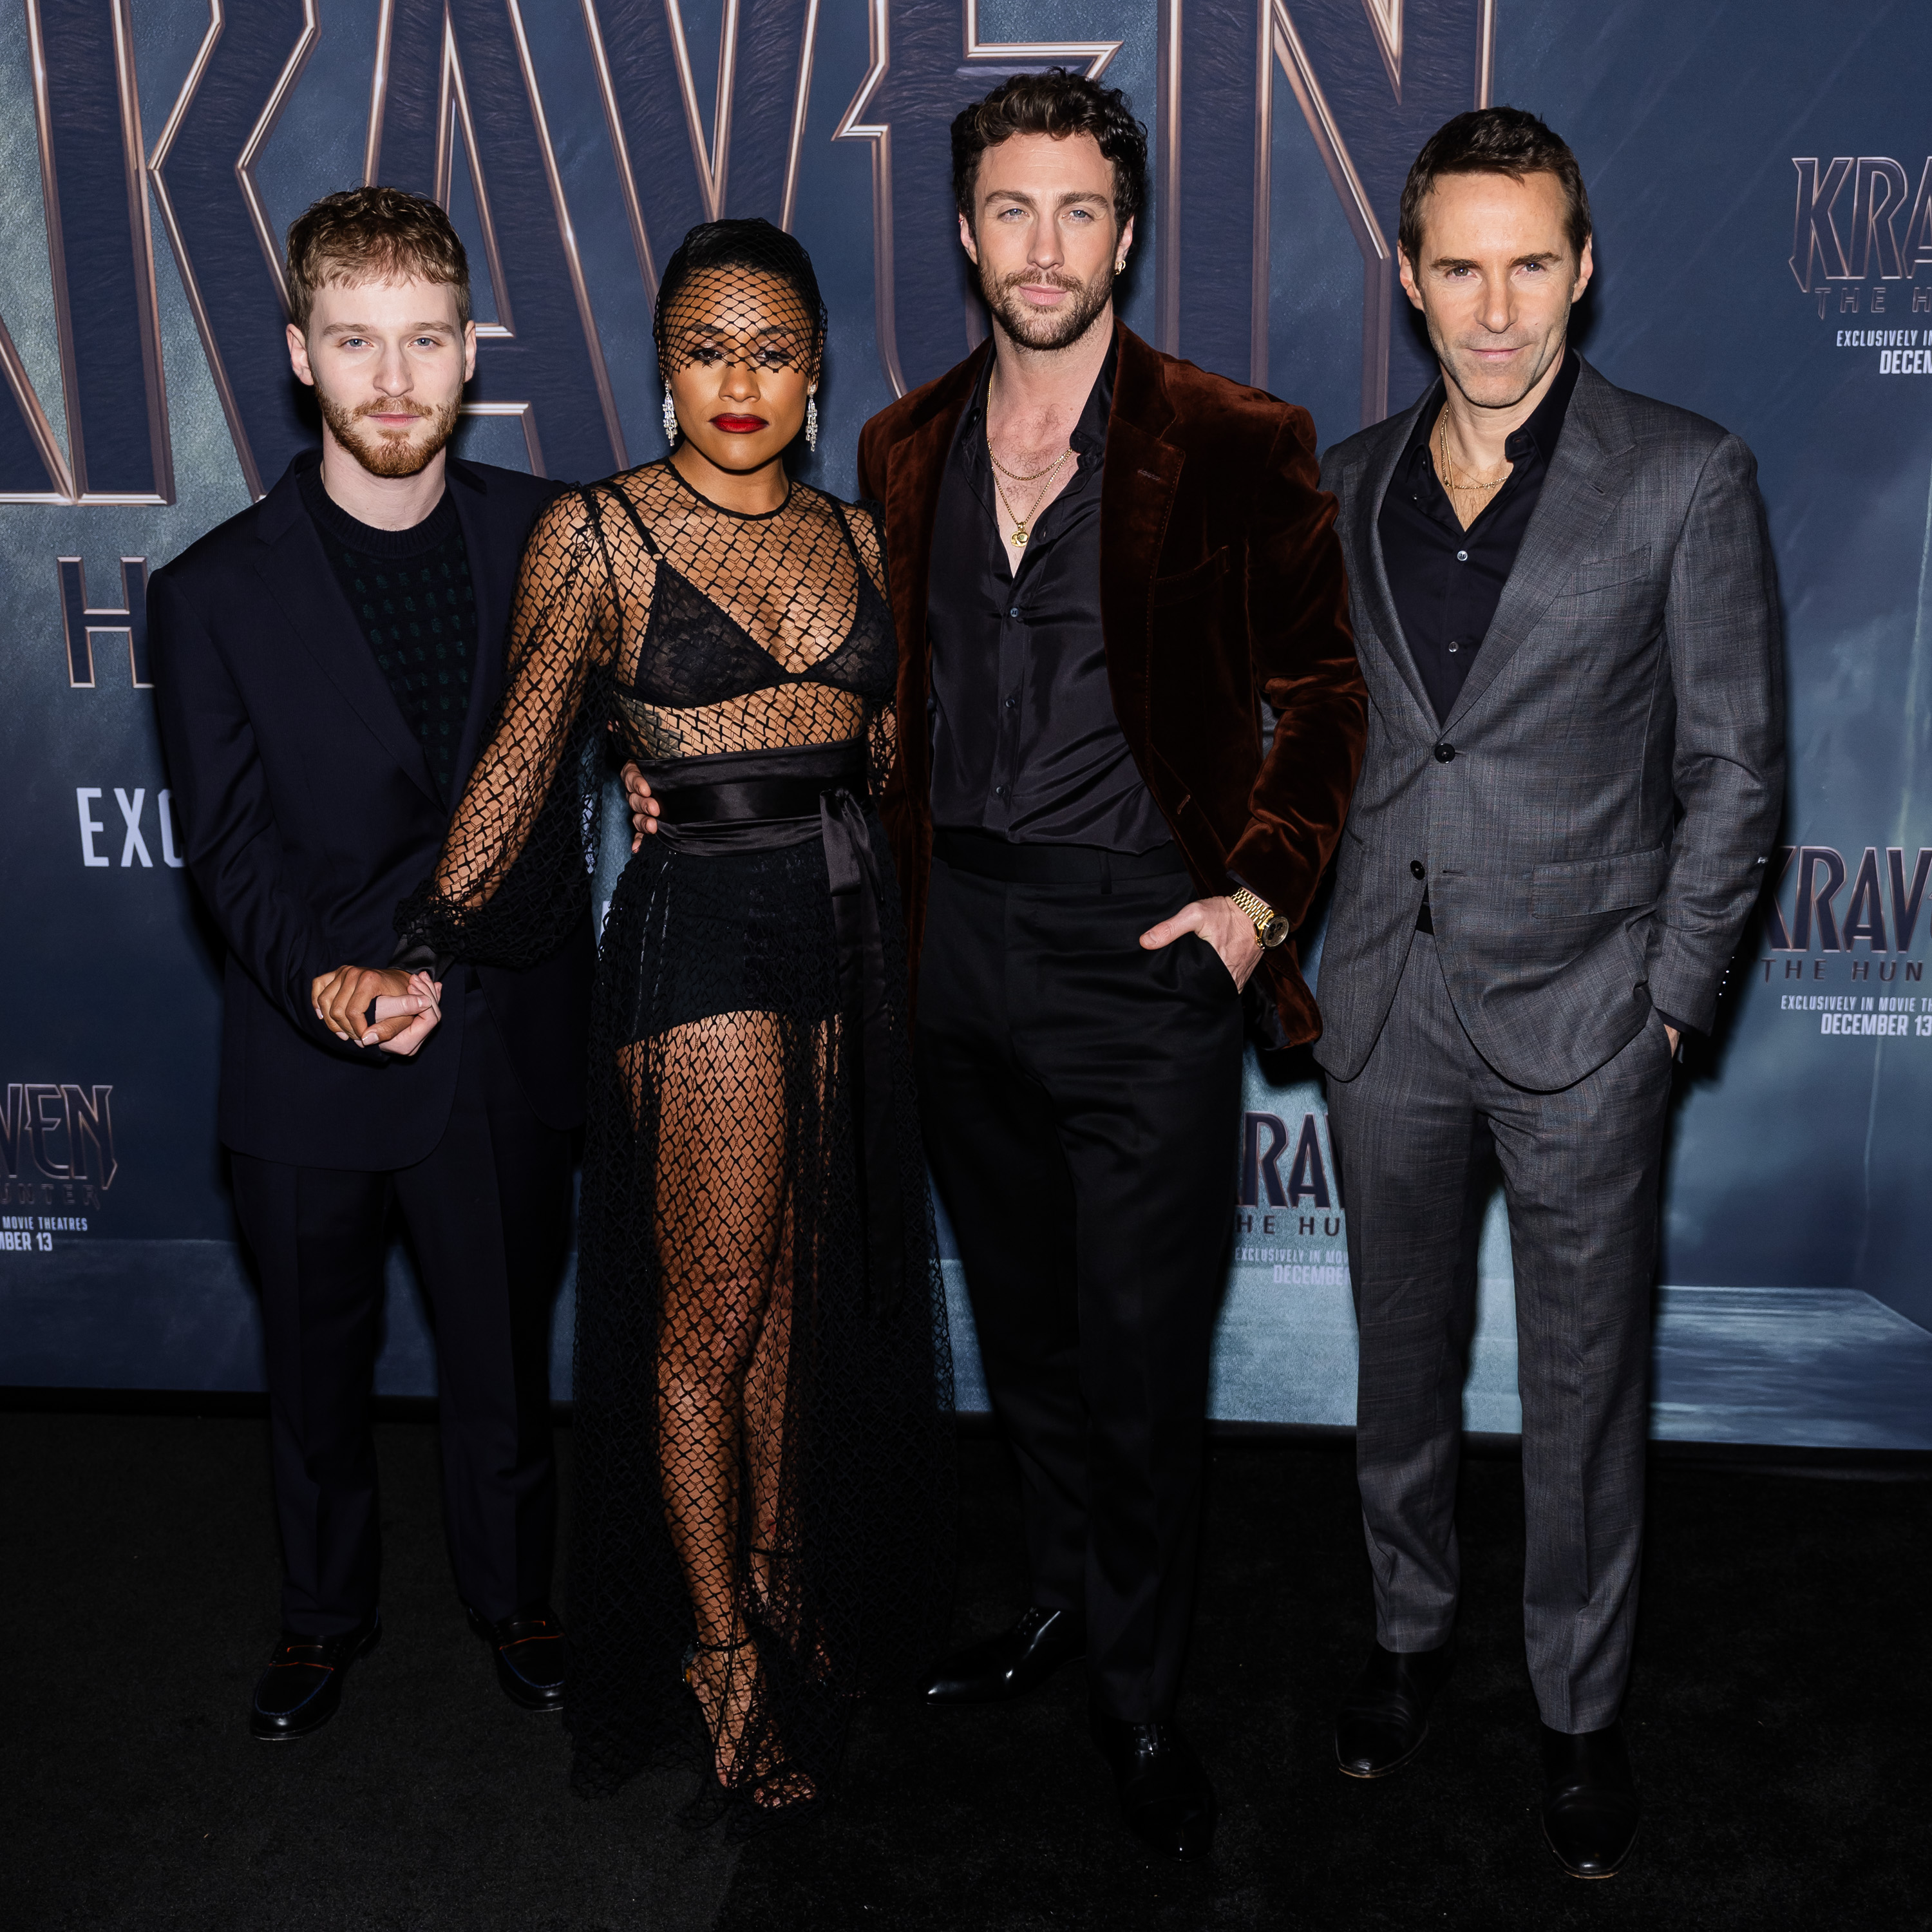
[1410, 859, 1426, 880]
[1434, 742, 1455, 762]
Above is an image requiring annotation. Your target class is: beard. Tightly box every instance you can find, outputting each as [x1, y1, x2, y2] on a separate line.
[980, 257, 1115, 354]
[317, 389, 462, 478]
[1427, 311, 1571, 412]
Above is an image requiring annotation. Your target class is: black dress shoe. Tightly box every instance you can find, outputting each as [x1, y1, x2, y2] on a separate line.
[1089, 1704, 1217, 1861]
[468, 1603, 568, 1711]
[922, 1605, 1084, 1705]
[1334, 1640, 1454, 1777]
[1541, 1721, 1640, 1879]
[249, 1609, 381, 1741]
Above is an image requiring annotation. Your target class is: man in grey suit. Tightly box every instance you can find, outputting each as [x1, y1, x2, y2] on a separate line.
[1314, 108, 1783, 1879]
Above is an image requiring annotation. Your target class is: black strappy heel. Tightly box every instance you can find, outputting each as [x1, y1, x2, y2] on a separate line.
[681, 1630, 820, 1828]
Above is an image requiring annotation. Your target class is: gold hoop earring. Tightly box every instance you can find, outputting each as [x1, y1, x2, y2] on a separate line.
[1115, 257, 1126, 274]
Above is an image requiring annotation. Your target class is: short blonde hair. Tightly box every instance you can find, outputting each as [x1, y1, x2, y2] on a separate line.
[285, 185, 471, 330]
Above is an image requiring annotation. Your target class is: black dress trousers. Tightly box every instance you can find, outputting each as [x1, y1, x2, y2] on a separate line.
[914, 855, 1244, 1723]
[231, 978, 573, 1636]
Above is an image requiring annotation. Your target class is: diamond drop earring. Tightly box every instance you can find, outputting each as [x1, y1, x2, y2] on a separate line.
[805, 392, 819, 453]
[661, 384, 677, 444]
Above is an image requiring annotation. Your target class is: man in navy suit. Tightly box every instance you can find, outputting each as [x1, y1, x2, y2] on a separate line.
[151, 188, 593, 1741]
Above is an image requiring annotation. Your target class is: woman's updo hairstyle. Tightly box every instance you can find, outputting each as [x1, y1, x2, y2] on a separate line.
[652, 216, 829, 382]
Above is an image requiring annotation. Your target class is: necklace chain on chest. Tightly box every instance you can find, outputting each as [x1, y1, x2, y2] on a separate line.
[985, 376, 1078, 549]
[987, 440, 1066, 486]
[987, 430, 1071, 549]
[1434, 409, 1511, 507]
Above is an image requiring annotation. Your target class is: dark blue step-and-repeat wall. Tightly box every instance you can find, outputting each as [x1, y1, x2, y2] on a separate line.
[4, 1, 1929, 1446]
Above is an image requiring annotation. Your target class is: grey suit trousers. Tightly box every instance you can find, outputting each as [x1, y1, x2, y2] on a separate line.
[1325, 929, 1673, 1734]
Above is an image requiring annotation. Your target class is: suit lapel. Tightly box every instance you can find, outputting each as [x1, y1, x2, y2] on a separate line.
[1440, 359, 1633, 735]
[251, 460, 441, 806]
[447, 459, 513, 795]
[1353, 394, 1442, 738]
[1099, 325, 1181, 750]
[883, 345, 986, 739]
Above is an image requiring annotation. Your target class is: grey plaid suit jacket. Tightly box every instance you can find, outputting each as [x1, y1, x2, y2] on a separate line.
[1312, 356, 1785, 1092]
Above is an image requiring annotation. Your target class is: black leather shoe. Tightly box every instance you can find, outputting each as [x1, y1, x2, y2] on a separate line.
[1541, 1721, 1640, 1879]
[1335, 1640, 1454, 1777]
[1088, 1704, 1217, 1861]
[922, 1605, 1084, 1705]
[249, 1609, 381, 1741]
[468, 1602, 568, 1712]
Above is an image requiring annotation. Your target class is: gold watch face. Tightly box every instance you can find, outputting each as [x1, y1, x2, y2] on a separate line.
[1258, 912, 1291, 949]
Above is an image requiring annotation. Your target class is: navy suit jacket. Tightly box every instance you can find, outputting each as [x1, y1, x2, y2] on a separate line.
[150, 451, 595, 1170]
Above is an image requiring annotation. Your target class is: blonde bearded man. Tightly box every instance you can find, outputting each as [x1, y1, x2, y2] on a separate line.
[151, 188, 592, 1741]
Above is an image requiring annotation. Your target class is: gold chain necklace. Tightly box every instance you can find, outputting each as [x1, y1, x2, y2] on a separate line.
[987, 433, 1072, 549]
[988, 442, 1067, 486]
[1435, 409, 1510, 505]
[986, 374, 1075, 547]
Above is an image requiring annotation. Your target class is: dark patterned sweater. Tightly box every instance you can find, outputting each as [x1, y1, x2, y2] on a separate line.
[300, 466, 478, 804]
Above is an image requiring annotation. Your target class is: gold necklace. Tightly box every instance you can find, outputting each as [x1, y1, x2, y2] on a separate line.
[1435, 410, 1509, 502]
[988, 433, 1071, 548]
[988, 442, 1068, 486]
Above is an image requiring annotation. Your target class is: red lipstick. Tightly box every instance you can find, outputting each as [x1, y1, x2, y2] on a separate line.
[712, 413, 767, 433]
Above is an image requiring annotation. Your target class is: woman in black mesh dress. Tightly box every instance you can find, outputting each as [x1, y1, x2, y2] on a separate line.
[395, 220, 952, 1828]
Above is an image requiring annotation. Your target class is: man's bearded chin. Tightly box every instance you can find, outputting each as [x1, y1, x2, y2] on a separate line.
[1429, 307, 1571, 411]
[318, 392, 462, 478]
[982, 261, 1115, 352]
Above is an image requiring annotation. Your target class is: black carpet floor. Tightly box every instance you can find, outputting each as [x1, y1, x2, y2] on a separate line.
[723, 1434, 1932, 1932]
[10, 1413, 1930, 1931]
[5, 1414, 736, 1932]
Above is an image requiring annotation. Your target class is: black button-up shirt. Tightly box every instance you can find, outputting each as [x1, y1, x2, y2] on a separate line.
[926, 347, 1170, 852]
[1378, 349, 1580, 725]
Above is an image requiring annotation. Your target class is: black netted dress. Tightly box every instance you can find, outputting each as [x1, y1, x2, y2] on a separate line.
[397, 459, 952, 1826]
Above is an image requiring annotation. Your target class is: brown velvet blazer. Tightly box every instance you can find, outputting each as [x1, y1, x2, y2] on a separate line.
[857, 321, 1367, 1045]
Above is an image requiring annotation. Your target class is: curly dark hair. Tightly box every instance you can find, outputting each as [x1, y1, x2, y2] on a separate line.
[1398, 107, 1592, 266]
[951, 70, 1148, 233]
[286, 185, 469, 330]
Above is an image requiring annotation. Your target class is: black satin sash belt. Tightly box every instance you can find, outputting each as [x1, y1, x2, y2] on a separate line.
[647, 743, 903, 1316]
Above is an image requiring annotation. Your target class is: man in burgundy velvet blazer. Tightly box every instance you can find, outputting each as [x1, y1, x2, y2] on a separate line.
[864, 327, 1364, 1047]
[857, 73, 1364, 1861]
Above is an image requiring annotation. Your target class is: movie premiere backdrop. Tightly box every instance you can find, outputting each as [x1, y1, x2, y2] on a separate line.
[4, 0, 1929, 1447]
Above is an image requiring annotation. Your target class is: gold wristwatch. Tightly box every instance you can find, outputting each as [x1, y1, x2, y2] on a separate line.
[1230, 888, 1291, 949]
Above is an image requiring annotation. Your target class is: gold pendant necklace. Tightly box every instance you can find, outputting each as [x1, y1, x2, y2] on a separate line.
[985, 374, 1073, 547]
[989, 441, 1070, 547]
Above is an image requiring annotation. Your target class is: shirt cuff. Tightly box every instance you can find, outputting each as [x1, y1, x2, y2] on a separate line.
[1656, 1009, 1697, 1063]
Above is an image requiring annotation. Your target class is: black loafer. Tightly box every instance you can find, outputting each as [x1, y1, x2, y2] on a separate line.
[468, 1602, 568, 1711]
[922, 1605, 1085, 1705]
[1541, 1720, 1640, 1879]
[1335, 1639, 1454, 1778]
[250, 1609, 381, 1741]
[1089, 1703, 1217, 1861]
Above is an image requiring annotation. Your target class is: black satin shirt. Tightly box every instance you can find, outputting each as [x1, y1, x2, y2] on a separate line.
[925, 348, 1170, 852]
[1378, 349, 1579, 725]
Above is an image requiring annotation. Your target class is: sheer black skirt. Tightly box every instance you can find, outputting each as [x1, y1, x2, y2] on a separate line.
[564, 772, 953, 1827]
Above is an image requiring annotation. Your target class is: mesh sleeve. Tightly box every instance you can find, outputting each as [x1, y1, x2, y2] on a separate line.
[844, 500, 898, 797]
[396, 487, 627, 969]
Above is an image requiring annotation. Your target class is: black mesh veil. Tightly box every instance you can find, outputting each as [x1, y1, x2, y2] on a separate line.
[654, 216, 828, 399]
[397, 221, 952, 1830]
